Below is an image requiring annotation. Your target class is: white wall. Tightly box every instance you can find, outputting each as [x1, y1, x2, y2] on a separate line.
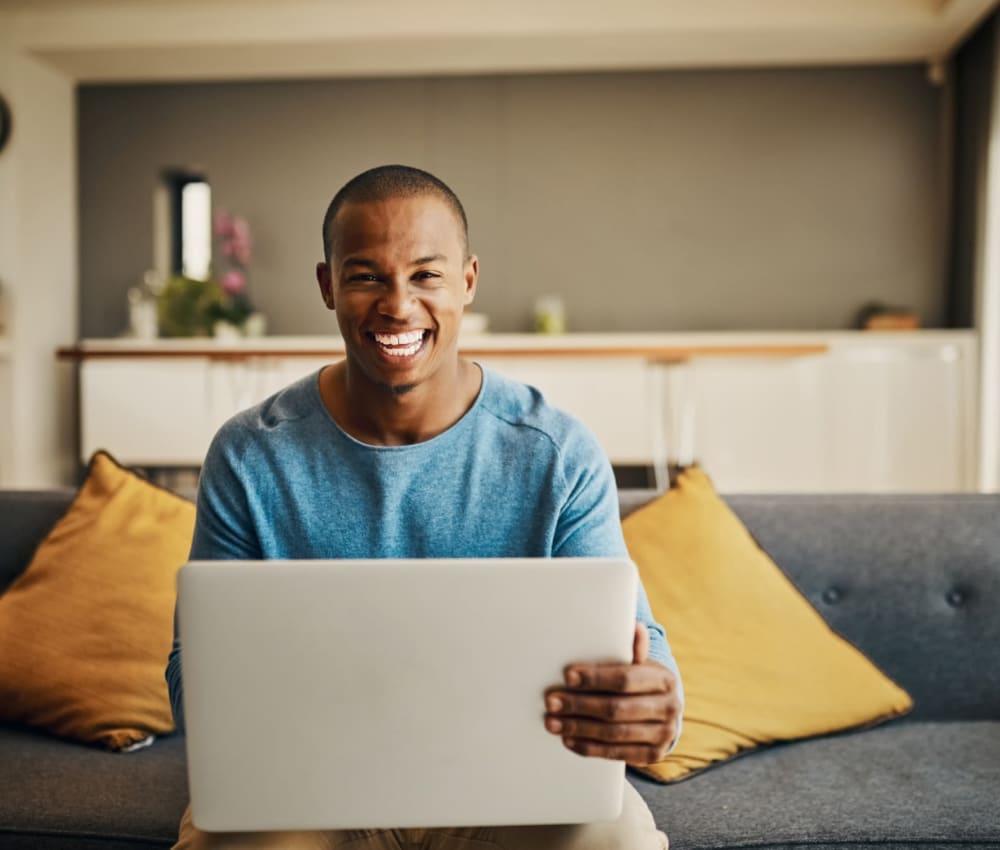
[0, 33, 77, 487]
[0, 22, 15, 485]
[16, 0, 1000, 80]
[976, 15, 1000, 491]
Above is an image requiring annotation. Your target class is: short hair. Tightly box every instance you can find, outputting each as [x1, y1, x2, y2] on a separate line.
[322, 164, 469, 263]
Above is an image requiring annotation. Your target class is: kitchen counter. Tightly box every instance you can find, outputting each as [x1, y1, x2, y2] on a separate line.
[57, 329, 983, 362]
[56, 330, 849, 361]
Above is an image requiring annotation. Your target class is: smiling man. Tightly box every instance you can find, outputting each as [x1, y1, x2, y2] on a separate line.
[167, 165, 682, 850]
[313, 171, 482, 444]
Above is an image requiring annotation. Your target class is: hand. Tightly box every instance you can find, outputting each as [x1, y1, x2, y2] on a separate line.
[544, 622, 681, 766]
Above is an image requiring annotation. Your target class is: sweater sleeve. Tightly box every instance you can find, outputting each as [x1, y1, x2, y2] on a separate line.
[165, 425, 263, 732]
[552, 426, 685, 747]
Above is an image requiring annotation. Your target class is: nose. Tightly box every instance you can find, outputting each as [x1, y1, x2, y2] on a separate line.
[376, 279, 415, 320]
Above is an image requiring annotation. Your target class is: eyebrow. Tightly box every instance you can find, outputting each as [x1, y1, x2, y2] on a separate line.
[341, 254, 448, 269]
[341, 258, 378, 270]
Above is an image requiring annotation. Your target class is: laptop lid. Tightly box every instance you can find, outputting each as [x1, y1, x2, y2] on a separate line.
[177, 557, 637, 832]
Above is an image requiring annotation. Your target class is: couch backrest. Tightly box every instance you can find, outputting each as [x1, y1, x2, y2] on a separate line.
[4, 488, 998, 721]
[621, 491, 1000, 722]
[0, 490, 76, 594]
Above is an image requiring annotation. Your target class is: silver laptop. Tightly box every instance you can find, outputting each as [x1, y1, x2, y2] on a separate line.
[177, 557, 637, 832]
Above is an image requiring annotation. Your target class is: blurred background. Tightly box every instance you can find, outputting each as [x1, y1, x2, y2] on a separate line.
[78, 67, 950, 338]
[2, 0, 999, 493]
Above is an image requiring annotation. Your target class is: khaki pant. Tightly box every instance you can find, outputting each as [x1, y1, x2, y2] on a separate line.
[172, 782, 667, 850]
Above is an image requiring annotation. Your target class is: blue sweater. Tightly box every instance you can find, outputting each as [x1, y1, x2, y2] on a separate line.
[166, 365, 679, 730]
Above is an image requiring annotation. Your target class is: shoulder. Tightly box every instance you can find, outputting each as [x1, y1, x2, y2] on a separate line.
[206, 370, 324, 463]
[476, 365, 605, 463]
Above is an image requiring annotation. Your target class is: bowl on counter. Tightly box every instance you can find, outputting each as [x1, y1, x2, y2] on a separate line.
[460, 312, 490, 335]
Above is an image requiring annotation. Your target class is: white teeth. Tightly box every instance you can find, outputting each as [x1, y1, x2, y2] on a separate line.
[372, 330, 425, 358]
[384, 340, 422, 357]
[374, 330, 423, 345]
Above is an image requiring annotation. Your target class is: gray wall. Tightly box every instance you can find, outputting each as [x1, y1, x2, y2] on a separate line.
[78, 67, 947, 337]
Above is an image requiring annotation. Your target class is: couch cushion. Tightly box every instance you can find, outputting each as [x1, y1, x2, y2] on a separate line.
[0, 451, 196, 750]
[621, 469, 911, 782]
[725, 494, 1000, 721]
[0, 724, 187, 849]
[632, 719, 1000, 850]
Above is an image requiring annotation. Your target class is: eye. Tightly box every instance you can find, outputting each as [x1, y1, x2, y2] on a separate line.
[413, 271, 441, 283]
[347, 273, 379, 284]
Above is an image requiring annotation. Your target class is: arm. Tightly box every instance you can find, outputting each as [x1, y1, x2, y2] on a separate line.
[165, 427, 262, 732]
[548, 433, 684, 764]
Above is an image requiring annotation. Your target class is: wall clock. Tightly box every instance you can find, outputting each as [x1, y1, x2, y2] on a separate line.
[0, 94, 11, 153]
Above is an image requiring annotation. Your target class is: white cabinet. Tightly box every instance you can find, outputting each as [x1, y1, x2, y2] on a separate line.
[675, 335, 976, 492]
[73, 332, 978, 492]
[81, 356, 331, 465]
[823, 340, 973, 492]
[81, 359, 212, 465]
[671, 355, 829, 492]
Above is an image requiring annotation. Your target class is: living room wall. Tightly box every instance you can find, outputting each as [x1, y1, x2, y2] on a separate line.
[78, 65, 947, 337]
[949, 15, 997, 328]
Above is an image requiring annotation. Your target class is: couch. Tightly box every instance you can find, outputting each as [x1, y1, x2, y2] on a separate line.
[1, 487, 998, 850]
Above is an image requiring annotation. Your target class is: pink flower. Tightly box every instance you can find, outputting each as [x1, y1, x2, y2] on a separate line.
[231, 240, 252, 266]
[213, 210, 234, 239]
[220, 269, 246, 295]
[230, 218, 252, 264]
[232, 217, 250, 241]
[214, 209, 252, 268]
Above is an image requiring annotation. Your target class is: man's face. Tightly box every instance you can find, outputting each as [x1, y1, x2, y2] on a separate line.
[316, 194, 477, 394]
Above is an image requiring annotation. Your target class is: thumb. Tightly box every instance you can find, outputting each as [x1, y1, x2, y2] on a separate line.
[633, 622, 650, 664]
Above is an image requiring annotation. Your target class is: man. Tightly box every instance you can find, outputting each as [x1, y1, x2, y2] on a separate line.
[167, 164, 682, 850]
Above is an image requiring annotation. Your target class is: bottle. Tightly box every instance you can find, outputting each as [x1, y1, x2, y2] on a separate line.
[127, 271, 162, 340]
[533, 295, 566, 334]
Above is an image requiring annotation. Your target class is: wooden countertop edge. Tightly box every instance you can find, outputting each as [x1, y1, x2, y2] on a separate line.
[56, 344, 830, 361]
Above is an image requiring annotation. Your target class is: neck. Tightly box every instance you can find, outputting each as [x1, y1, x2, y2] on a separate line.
[321, 359, 481, 446]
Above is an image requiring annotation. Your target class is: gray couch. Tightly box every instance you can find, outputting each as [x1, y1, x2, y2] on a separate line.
[1, 488, 998, 850]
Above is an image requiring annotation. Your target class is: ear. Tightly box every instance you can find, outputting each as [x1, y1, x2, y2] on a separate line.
[316, 262, 335, 310]
[463, 255, 479, 307]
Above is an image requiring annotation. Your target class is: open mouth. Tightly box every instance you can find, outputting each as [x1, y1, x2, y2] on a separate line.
[370, 329, 429, 358]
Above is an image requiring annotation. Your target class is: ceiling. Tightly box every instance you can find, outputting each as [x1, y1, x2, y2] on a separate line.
[1, 0, 998, 83]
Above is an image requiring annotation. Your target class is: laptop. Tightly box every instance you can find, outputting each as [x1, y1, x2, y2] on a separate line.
[177, 557, 637, 832]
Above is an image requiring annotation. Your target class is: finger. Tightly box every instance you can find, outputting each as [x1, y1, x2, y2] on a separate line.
[546, 691, 672, 723]
[563, 661, 674, 695]
[561, 738, 672, 765]
[633, 622, 649, 665]
[545, 716, 670, 747]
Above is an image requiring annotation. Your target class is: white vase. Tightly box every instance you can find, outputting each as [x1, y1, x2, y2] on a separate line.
[243, 312, 267, 338]
[212, 320, 243, 342]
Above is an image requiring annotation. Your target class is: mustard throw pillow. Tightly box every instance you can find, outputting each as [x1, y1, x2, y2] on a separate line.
[0, 451, 195, 750]
[624, 467, 912, 782]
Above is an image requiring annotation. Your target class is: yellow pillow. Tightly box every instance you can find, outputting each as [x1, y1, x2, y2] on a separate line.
[624, 467, 912, 782]
[0, 451, 195, 750]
